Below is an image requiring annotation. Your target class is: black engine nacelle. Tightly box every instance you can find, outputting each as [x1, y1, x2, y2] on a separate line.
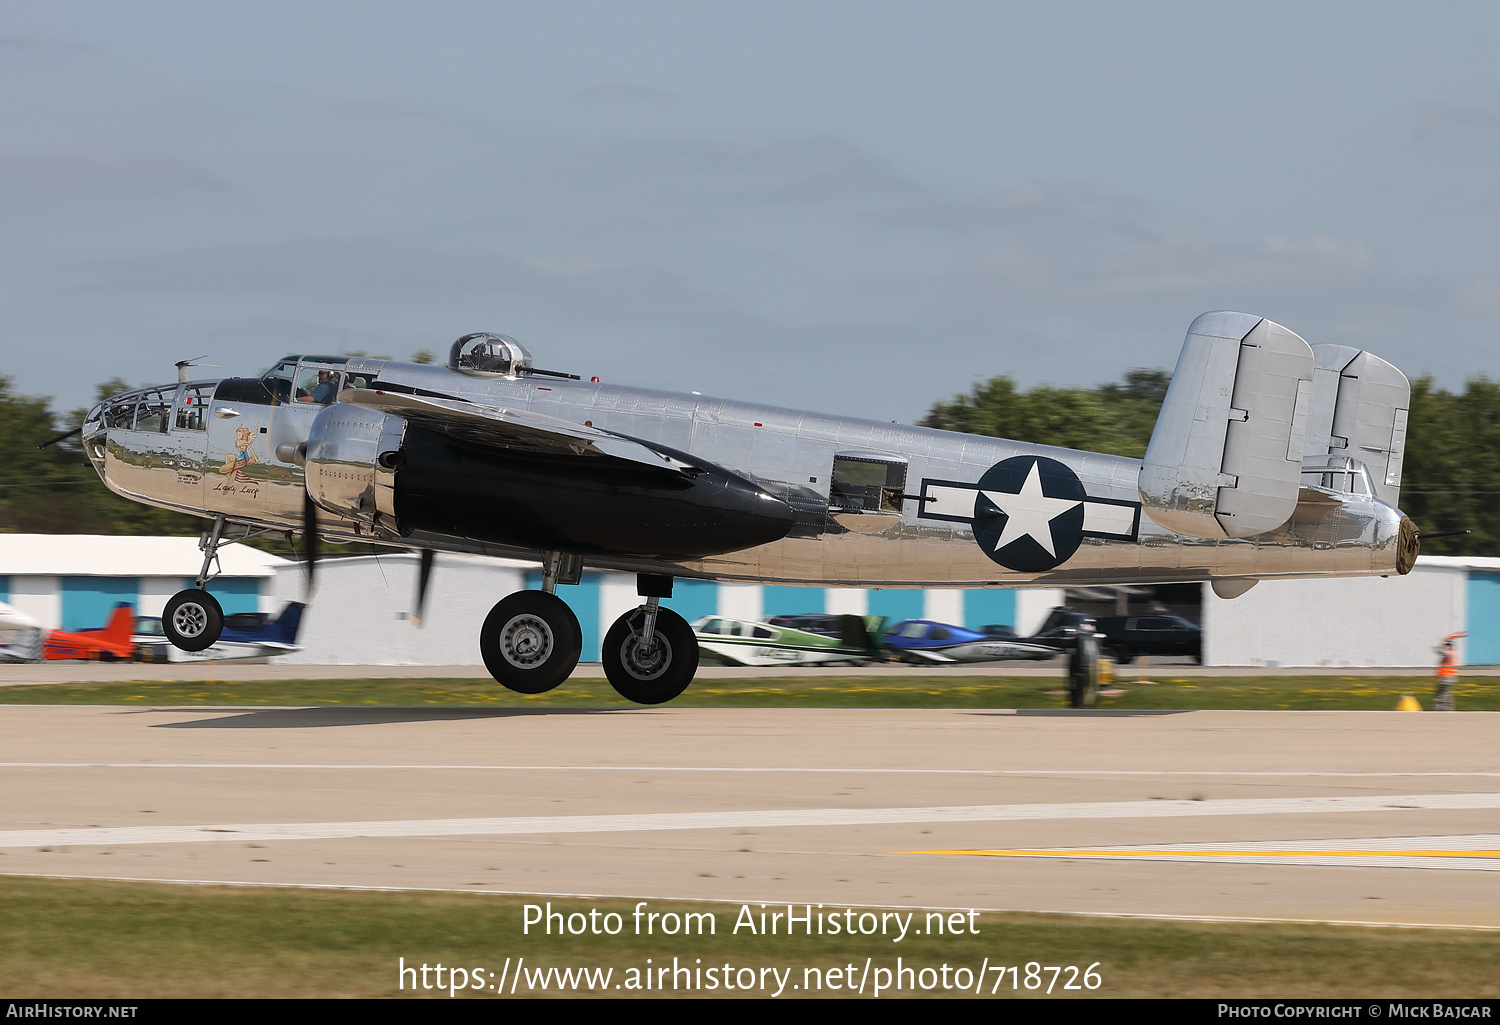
[394, 424, 793, 558]
[306, 409, 794, 558]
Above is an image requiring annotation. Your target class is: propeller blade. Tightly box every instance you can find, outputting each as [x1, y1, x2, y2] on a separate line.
[302, 490, 319, 600]
[412, 549, 435, 628]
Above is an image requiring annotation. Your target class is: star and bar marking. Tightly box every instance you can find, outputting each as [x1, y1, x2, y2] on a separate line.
[918, 455, 1140, 573]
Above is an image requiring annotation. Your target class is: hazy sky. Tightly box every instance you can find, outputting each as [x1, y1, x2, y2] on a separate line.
[5, 2, 1500, 421]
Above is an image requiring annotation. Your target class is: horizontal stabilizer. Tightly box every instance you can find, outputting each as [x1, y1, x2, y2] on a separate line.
[339, 389, 694, 475]
[1139, 312, 1314, 539]
[1305, 344, 1410, 507]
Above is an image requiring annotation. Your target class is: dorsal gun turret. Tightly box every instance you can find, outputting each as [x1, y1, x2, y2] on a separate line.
[449, 333, 534, 377]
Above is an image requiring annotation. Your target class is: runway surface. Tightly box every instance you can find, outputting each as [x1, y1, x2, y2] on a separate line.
[5, 658, 1490, 687]
[2, 703, 1497, 927]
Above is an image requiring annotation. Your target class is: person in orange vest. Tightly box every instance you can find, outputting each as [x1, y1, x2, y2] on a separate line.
[1434, 631, 1465, 711]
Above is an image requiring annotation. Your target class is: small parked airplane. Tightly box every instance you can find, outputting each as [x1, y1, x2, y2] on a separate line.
[0, 601, 42, 663]
[692, 614, 882, 667]
[134, 602, 305, 663]
[882, 620, 1059, 664]
[65, 311, 1419, 702]
[42, 603, 136, 661]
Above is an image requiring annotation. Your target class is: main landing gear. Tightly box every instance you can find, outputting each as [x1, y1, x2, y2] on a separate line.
[477, 562, 700, 705]
[162, 517, 227, 651]
[600, 575, 698, 705]
[479, 590, 582, 693]
[1068, 631, 1102, 709]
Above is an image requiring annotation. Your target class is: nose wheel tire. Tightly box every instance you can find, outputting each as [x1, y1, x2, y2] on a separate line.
[162, 589, 224, 652]
[480, 591, 582, 694]
[602, 607, 699, 705]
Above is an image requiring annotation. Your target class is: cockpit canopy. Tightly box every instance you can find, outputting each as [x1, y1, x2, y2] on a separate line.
[449, 333, 534, 377]
[1300, 454, 1375, 497]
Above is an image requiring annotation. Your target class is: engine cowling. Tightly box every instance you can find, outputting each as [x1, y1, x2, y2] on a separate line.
[305, 407, 794, 558]
[304, 404, 406, 528]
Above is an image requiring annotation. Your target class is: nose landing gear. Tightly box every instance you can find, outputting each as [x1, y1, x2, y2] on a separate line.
[162, 588, 224, 652]
[162, 516, 229, 651]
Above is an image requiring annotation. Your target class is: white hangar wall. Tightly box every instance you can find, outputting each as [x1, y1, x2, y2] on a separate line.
[1202, 557, 1484, 667]
[270, 553, 1063, 666]
[0, 534, 283, 630]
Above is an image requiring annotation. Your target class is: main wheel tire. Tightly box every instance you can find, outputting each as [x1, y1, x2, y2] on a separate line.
[162, 589, 224, 652]
[1068, 636, 1101, 709]
[602, 607, 699, 705]
[1109, 644, 1134, 665]
[480, 591, 581, 694]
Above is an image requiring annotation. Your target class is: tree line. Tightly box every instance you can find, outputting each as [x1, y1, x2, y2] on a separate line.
[1, 369, 1495, 556]
[918, 369, 1493, 557]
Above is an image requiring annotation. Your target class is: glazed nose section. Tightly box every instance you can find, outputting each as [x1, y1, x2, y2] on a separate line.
[81, 403, 109, 475]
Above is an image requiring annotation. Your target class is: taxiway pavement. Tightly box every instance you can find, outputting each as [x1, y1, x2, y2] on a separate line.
[1, 703, 1497, 926]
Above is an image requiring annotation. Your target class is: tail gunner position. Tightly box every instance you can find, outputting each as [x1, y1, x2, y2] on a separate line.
[75, 314, 1421, 704]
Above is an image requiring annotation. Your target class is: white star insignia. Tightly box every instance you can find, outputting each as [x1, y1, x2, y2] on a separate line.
[979, 461, 1082, 557]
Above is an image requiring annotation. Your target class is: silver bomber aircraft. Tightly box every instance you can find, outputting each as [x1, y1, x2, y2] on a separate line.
[75, 312, 1420, 703]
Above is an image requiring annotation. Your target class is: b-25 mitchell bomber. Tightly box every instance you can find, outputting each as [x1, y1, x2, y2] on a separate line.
[71, 312, 1419, 703]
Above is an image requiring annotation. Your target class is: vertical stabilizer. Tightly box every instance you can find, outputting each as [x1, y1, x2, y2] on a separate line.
[1305, 344, 1410, 507]
[1139, 312, 1315, 538]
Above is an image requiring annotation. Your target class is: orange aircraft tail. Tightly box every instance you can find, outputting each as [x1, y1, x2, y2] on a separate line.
[97, 603, 136, 646]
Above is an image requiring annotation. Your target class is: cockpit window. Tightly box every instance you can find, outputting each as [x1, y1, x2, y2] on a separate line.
[263, 359, 298, 381]
[261, 358, 298, 404]
[295, 366, 343, 405]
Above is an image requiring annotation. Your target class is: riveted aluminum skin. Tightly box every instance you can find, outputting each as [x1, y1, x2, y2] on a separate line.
[79, 314, 1415, 590]
[305, 404, 405, 527]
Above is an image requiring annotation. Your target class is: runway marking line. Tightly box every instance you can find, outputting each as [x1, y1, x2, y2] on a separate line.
[904, 834, 1500, 870]
[4, 763, 1500, 777]
[3, 793, 1500, 849]
[915, 849, 1500, 858]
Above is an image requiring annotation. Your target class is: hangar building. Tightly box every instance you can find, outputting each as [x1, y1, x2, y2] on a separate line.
[0, 534, 283, 630]
[264, 553, 1065, 666]
[2, 535, 1494, 667]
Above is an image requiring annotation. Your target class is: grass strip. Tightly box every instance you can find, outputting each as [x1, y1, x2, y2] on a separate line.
[0, 675, 1493, 710]
[1, 876, 1497, 998]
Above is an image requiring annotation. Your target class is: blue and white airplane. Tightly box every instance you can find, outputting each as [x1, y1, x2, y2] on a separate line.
[134, 602, 305, 663]
[882, 620, 1059, 664]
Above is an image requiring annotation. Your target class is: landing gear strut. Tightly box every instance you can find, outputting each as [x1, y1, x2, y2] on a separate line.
[161, 516, 227, 651]
[602, 575, 699, 705]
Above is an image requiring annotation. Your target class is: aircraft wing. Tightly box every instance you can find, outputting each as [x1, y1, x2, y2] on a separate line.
[339, 389, 696, 475]
[0, 602, 38, 632]
[894, 648, 958, 664]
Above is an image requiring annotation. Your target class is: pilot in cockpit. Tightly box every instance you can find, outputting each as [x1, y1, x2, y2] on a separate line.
[298, 370, 339, 405]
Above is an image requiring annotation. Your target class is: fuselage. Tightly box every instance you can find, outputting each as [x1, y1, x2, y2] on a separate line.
[81, 351, 1409, 589]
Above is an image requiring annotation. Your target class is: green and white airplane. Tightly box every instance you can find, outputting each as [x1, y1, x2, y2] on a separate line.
[692, 615, 884, 668]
